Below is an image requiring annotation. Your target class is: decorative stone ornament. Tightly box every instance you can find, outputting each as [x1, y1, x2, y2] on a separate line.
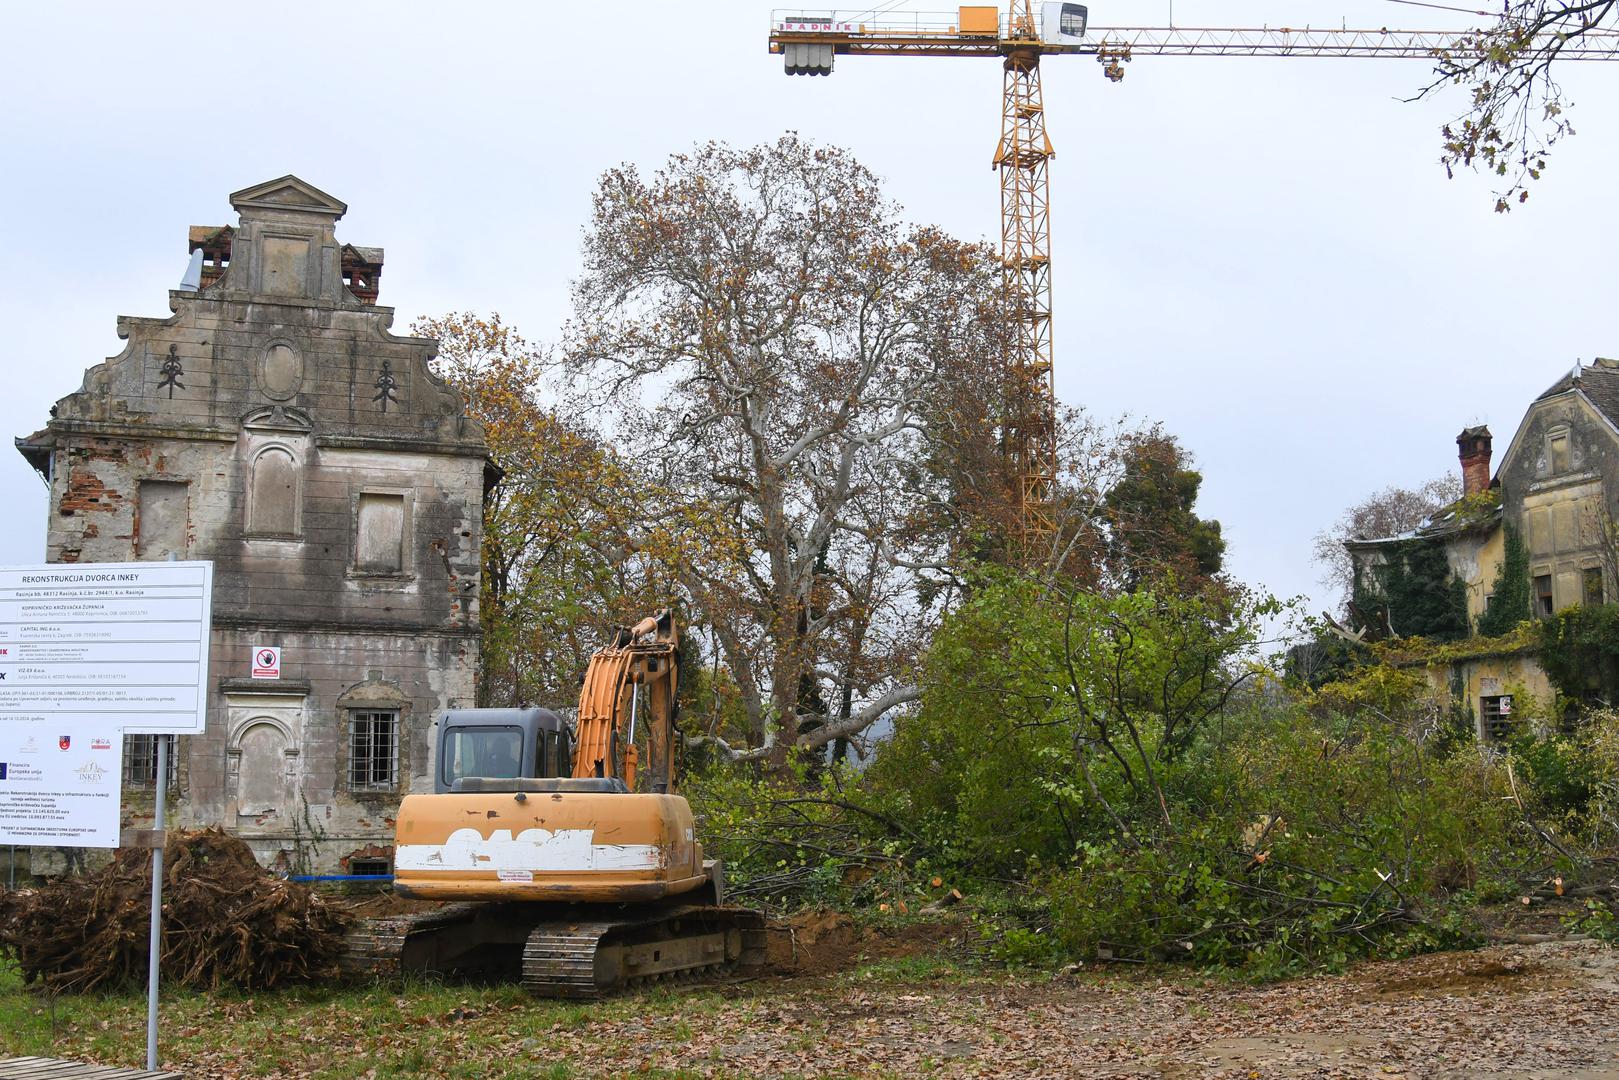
[373, 359, 399, 413]
[157, 344, 185, 398]
[259, 342, 304, 401]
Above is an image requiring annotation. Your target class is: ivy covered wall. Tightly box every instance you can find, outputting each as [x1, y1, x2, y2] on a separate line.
[1353, 538, 1469, 642]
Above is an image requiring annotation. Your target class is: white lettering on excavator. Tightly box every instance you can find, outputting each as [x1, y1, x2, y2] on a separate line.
[394, 826, 664, 874]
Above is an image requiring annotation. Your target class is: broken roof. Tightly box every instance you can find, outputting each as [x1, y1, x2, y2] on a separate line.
[1343, 488, 1502, 551]
[1538, 357, 1619, 427]
[14, 427, 53, 479]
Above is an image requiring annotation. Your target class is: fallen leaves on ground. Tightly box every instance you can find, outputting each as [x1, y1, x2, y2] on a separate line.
[5, 939, 1619, 1078]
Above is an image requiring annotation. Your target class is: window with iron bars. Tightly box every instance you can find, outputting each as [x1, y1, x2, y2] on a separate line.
[123, 735, 178, 790]
[349, 710, 399, 792]
[1481, 695, 1514, 742]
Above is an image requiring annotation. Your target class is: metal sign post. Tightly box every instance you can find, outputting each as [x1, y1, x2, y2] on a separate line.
[145, 733, 167, 1071]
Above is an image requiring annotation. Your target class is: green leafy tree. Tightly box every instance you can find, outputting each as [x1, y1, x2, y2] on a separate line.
[869, 572, 1275, 872]
[1102, 432, 1225, 593]
[865, 573, 1080, 876]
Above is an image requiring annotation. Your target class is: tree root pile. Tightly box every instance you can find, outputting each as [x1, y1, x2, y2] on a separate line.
[0, 828, 351, 992]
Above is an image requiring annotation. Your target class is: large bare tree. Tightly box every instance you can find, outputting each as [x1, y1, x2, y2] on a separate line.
[565, 136, 1007, 762]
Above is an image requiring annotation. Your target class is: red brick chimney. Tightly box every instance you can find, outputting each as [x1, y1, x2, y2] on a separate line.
[1457, 425, 1492, 495]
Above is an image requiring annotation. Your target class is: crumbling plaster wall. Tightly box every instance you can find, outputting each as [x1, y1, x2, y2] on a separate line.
[1446, 527, 1504, 625]
[1413, 651, 1554, 741]
[26, 177, 487, 873]
[1498, 391, 1619, 610]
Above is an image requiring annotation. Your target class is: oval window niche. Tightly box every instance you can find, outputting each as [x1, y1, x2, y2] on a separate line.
[260, 342, 304, 400]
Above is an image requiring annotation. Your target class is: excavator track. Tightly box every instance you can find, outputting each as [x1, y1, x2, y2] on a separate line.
[521, 905, 767, 998]
[340, 903, 487, 979]
[343, 901, 766, 996]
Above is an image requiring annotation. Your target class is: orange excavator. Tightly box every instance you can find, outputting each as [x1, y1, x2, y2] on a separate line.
[342, 611, 764, 996]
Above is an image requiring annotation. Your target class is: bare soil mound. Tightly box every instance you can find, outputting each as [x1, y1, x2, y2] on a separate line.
[764, 909, 967, 977]
[0, 827, 351, 992]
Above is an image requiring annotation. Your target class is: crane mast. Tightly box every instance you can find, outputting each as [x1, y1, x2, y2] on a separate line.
[770, 6, 1619, 555]
[998, 0, 1057, 547]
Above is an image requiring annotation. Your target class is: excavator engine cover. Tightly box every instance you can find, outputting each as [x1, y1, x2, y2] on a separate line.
[392, 790, 709, 904]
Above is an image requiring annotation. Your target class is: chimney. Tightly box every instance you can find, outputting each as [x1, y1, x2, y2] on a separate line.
[1457, 425, 1493, 496]
[186, 225, 234, 291]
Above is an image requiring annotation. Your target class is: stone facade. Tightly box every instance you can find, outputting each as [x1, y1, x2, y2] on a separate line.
[15, 176, 487, 873]
[1344, 358, 1619, 741]
[1496, 368, 1619, 615]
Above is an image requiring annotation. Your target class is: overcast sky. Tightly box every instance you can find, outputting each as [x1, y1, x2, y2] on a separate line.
[2, 1, 1615, 624]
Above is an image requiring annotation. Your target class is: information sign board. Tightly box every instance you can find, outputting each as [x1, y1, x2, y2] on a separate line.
[0, 561, 213, 734]
[0, 719, 124, 847]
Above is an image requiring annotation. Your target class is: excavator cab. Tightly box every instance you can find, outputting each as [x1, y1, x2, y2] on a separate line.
[434, 707, 573, 794]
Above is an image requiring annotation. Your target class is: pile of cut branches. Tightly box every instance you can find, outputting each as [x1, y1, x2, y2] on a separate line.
[0, 828, 351, 992]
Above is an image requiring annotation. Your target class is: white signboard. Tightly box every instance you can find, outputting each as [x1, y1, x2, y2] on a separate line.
[0, 561, 213, 734]
[0, 720, 124, 847]
[251, 646, 280, 680]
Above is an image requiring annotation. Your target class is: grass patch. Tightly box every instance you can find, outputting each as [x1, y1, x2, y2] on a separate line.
[0, 957, 729, 1077]
[837, 952, 966, 985]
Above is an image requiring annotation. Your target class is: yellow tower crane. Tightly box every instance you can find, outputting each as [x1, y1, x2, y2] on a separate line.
[769, 4, 1619, 555]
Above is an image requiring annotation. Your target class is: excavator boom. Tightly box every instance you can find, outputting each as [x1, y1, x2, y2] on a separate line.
[574, 610, 680, 792]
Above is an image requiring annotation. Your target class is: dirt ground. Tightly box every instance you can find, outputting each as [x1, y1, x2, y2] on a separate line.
[610, 934, 1619, 1078]
[12, 900, 1619, 1078]
[332, 902, 1619, 1077]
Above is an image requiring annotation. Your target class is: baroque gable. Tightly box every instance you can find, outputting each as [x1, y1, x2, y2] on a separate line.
[43, 176, 482, 451]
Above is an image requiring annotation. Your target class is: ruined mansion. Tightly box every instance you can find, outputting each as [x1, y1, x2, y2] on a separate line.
[15, 177, 489, 873]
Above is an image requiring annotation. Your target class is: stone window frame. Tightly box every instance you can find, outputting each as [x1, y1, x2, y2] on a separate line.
[244, 442, 304, 540]
[1543, 424, 1573, 477]
[1583, 563, 1606, 607]
[225, 711, 303, 820]
[348, 709, 401, 793]
[349, 486, 414, 579]
[1532, 567, 1555, 616]
[254, 229, 321, 299]
[337, 680, 412, 797]
[134, 476, 192, 560]
[1481, 694, 1514, 741]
